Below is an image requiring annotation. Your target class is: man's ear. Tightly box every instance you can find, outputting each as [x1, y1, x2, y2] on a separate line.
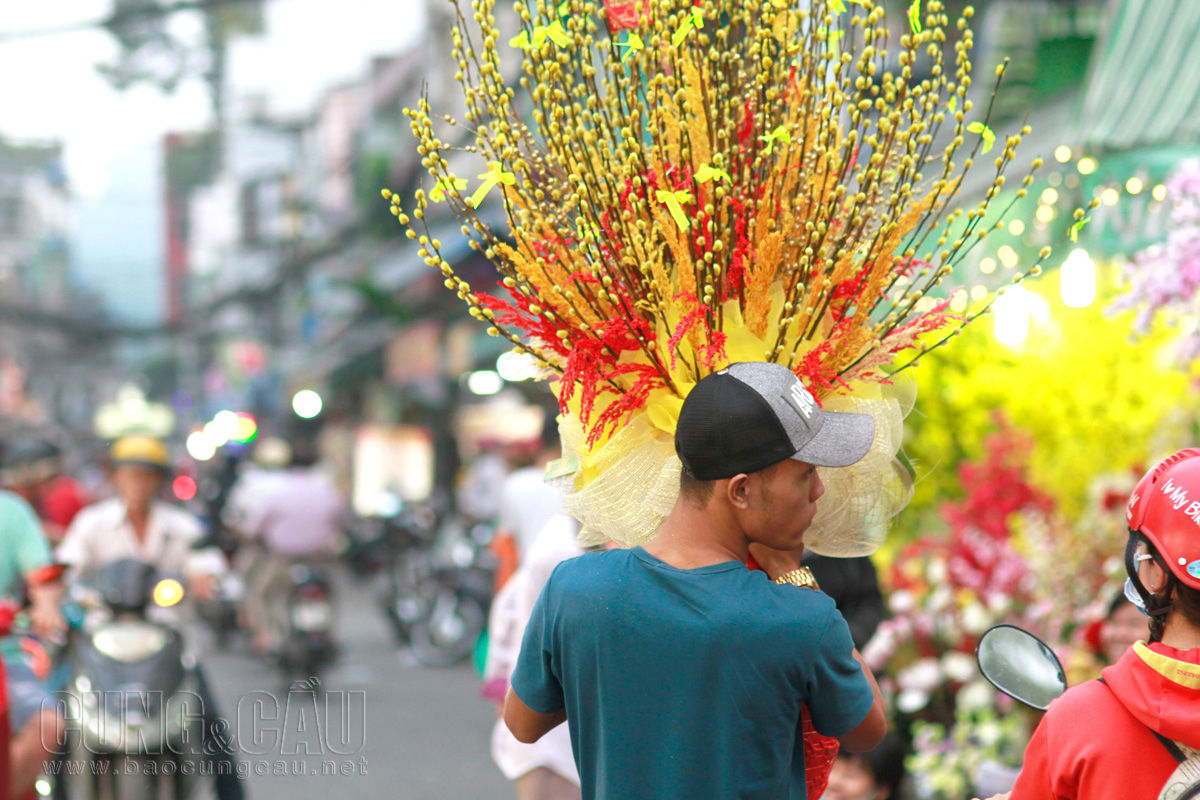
[725, 473, 752, 510]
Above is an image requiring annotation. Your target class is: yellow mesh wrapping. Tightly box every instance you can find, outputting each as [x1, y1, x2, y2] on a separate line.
[553, 413, 681, 548]
[554, 375, 915, 553]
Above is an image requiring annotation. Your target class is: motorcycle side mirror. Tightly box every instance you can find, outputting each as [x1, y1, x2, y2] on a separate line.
[975, 624, 1067, 711]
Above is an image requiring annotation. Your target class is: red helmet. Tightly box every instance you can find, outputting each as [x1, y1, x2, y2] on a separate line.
[1126, 448, 1200, 591]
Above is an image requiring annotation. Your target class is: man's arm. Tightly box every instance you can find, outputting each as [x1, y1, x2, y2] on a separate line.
[503, 685, 567, 743]
[749, 542, 887, 751]
[837, 648, 887, 752]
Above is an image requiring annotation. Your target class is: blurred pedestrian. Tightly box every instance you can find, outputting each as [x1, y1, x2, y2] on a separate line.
[57, 435, 226, 595]
[503, 363, 887, 798]
[457, 444, 509, 523]
[492, 422, 565, 592]
[2, 436, 90, 545]
[1068, 587, 1150, 683]
[241, 435, 346, 653]
[825, 732, 907, 800]
[0, 485, 68, 799]
[484, 514, 582, 800]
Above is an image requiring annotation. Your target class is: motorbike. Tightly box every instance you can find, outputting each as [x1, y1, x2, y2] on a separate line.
[56, 559, 217, 800]
[372, 506, 495, 666]
[277, 562, 337, 682]
[0, 594, 66, 800]
[406, 516, 496, 668]
[376, 505, 440, 646]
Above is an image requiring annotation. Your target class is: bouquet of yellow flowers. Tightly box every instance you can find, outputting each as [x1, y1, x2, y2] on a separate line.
[386, 0, 1056, 555]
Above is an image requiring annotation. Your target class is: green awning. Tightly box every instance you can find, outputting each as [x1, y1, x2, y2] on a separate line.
[1075, 0, 1200, 152]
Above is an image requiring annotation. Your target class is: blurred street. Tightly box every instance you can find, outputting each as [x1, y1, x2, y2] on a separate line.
[199, 570, 511, 800]
[1, 2, 1200, 798]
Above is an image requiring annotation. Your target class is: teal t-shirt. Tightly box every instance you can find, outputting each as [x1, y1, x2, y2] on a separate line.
[0, 490, 51, 598]
[511, 547, 874, 800]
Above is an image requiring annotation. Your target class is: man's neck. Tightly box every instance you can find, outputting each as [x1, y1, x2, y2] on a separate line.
[643, 501, 746, 569]
[124, 503, 152, 542]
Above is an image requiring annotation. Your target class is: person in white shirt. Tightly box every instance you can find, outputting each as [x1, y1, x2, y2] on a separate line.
[241, 436, 346, 652]
[57, 435, 225, 595]
[56, 435, 242, 800]
[484, 514, 583, 800]
[492, 435, 565, 591]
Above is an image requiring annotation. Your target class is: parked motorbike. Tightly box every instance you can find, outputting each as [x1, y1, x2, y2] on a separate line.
[278, 562, 337, 682]
[407, 517, 496, 668]
[57, 559, 217, 800]
[376, 505, 440, 646]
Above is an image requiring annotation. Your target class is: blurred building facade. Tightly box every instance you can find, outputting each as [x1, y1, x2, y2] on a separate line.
[160, 0, 539, 509]
[0, 137, 117, 434]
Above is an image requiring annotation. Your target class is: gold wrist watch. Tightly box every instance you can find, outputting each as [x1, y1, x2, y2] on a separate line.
[774, 566, 819, 590]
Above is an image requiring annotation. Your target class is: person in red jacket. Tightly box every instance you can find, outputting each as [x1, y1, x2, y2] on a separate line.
[985, 448, 1200, 800]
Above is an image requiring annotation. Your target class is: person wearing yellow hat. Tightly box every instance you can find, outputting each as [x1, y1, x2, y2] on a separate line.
[56, 435, 243, 800]
[57, 435, 225, 598]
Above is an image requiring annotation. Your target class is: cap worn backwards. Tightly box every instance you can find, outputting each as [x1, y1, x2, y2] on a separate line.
[674, 362, 875, 481]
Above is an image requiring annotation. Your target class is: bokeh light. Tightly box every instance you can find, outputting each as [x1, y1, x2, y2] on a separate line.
[186, 431, 217, 462]
[292, 390, 324, 419]
[172, 475, 198, 501]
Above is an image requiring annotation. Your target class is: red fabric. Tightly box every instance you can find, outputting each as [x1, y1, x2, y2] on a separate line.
[1011, 643, 1200, 800]
[38, 476, 88, 531]
[0, 655, 9, 797]
[1082, 618, 1104, 654]
[0, 600, 18, 637]
[490, 533, 520, 594]
[603, 0, 647, 29]
[25, 563, 65, 587]
[801, 706, 839, 799]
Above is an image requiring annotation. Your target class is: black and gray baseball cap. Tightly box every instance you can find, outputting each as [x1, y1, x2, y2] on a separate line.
[675, 362, 875, 480]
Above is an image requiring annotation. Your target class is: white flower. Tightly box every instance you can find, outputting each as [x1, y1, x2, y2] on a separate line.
[962, 602, 992, 634]
[928, 586, 953, 612]
[942, 651, 977, 683]
[889, 589, 915, 614]
[986, 593, 1011, 615]
[862, 630, 895, 670]
[898, 658, 943, 693]
[975, 720, 1004, 747]
[897, 688, 931, 714]
[956, 679, 995, 710]
[927, 560, 948, 584]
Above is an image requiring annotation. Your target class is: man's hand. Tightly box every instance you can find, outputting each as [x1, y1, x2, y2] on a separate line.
[27, 582, 66, 642]
[747, 542, 806, 582]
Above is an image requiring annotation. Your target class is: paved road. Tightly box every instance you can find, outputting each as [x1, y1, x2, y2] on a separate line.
[199, 569, 514, 799]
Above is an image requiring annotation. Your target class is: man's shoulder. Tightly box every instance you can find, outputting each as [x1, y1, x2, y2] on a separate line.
[547, 548, 622, 580]
[537, 548, 634, 595]
[0, 490, 35, 518]
[153, 502, 203, 534]
[72, 498, 122, 526]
